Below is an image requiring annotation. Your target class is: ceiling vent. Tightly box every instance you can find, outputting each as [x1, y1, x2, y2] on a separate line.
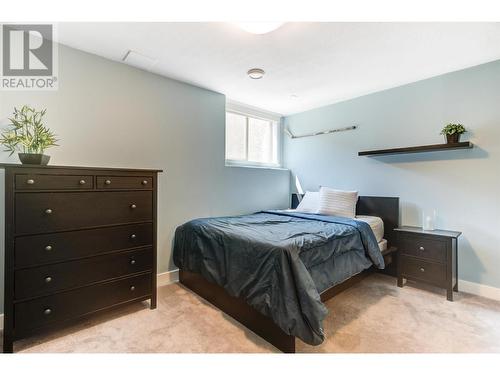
[122, 50, 158, 71]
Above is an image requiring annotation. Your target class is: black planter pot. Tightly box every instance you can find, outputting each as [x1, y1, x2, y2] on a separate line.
[446, 133, 461, 144]
[18, 153, 51, 165]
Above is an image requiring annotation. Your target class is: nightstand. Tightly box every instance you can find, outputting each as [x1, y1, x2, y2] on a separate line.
[395, 226, 461, 301]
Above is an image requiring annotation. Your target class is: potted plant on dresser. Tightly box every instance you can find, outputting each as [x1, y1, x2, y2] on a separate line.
[0, 105, 58, 165]
[440, 123, 467, 144]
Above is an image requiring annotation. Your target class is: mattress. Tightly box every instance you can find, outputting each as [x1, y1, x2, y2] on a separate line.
[378, 238, 387, 252]
[356, 215, 384, 243]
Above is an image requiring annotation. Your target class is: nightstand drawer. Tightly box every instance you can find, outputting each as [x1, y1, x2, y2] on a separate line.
[400, 255, 446, 286]
[399, 233, 446, 263]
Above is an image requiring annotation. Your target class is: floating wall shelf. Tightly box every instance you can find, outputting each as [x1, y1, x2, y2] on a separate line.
[358, 141, 473, 156]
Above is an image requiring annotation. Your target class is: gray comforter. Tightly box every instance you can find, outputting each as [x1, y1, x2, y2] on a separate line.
[173, 210, 384, 345]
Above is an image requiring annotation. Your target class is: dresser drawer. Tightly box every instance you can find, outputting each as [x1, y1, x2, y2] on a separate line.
[15, 247, 153, 300]
[15, 191, 152, 234]
[15, 174, 94, 190]
[399, 233, 446, 263]
[97, 176, 153, 190]
[15, 223, 152, 268]
[400, 255, 446, 286]
[14, 273, 152, 334]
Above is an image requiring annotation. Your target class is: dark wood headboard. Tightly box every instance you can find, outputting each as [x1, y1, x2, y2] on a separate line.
[356, 196, 399, 247]
[291, 194, 400, 247]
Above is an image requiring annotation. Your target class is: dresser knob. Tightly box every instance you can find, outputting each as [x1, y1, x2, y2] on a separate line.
[130, 234, 137, 239]
[420, 267, 425, 272]
[142, 180, 148, 185]
[45, 276, 52, 283]
[45, 245, 53, 251]
[26, 179, 35, 185]
[79, 179, 86, 185]
[44, 308, 52, 315]
[105, 179, 111, 185]
[419, 246, 425, 251]
[130, 259, 136, 265]
[130, 204, 137, 209]
[130, 286, 136, 291]
[45, 208, 53, 214]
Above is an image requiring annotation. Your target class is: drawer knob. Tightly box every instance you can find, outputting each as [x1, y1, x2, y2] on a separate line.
[130, 204, 137, 209]
[45, 208, 53, 214]
[45, 276, 53, 283]
[79, 179, 86, 185]
[26, 179, 35, 185]
[45, 245, 53, 251]
[44, 308, 52, 315]
[420, 267, 425, 273]
[419, 246, 425, 251]
[130, 234, 137, 239]
[130, 286, 136, 291]
[130, 259, 136, 265]
[105, 179, 111, 185]
[142, 180, 148, 185]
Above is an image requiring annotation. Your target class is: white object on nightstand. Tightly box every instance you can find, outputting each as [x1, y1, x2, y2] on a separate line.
[422, 209, 437, 231]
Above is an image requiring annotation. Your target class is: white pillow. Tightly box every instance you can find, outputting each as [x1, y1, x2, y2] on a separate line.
[318, 187, 358, 218]
[295, 191, 320, 213]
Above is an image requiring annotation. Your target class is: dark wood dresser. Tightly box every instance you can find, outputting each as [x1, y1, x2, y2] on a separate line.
[1, 164, 162, 352]
[395, 226, 461, 301]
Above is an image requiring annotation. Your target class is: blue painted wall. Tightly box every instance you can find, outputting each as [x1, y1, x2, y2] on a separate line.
[284, 60, 500, 288]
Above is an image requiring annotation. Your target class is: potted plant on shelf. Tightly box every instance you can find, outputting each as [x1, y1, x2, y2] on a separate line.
[0, 105, 58, 165]
[440, 123, 467, 144]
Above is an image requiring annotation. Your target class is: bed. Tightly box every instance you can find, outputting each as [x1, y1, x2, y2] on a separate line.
[173, 196, 399, 352]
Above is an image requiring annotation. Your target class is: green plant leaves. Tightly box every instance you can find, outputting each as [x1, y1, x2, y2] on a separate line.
[440, 123, 466, 136]
[0, 105, 59, 155]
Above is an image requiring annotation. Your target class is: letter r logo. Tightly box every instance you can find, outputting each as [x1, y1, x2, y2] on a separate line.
[2, 24, 53, 76]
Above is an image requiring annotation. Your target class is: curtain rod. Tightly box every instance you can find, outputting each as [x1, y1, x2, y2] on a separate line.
[284, 125, 357, 139]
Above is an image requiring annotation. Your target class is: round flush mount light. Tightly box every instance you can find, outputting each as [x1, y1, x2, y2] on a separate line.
[235, 22, 284, 34]
[247, 68, 265, 79]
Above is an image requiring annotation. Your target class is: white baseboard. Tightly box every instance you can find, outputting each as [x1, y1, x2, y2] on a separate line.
[459, 279, 500, 301]
[157, 269, 179, 287]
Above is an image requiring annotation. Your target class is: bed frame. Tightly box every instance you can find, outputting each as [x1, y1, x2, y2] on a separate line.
[179, 196, 399, 353]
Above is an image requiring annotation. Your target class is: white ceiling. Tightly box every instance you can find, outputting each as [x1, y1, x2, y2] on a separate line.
[58, 22, 500, 115]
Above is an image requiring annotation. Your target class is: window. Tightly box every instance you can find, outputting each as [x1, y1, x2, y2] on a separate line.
[225, 105, 281, 168]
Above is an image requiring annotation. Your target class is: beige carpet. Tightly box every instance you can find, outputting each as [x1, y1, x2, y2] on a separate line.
[4, 273, 500, 353]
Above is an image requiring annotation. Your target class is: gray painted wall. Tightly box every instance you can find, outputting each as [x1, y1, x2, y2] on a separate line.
[0, 45, 290, 313]
[284, 60, 500, 288]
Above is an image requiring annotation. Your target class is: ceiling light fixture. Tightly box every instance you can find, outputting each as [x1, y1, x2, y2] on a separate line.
[235, 22, 284, 34]
[247, 68, 265, 79]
